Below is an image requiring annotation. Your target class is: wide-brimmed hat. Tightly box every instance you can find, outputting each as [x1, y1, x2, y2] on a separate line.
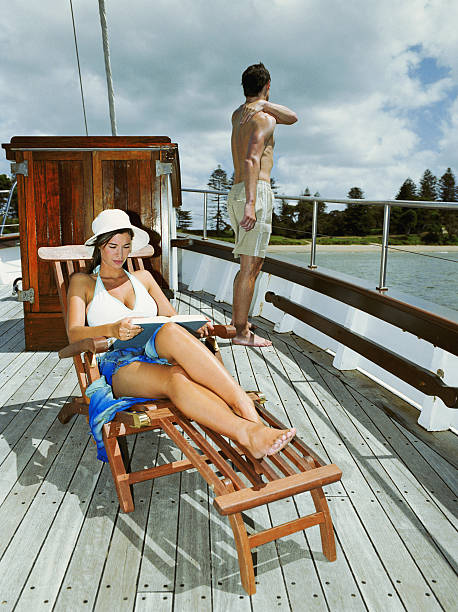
[84, 209, 150, 252]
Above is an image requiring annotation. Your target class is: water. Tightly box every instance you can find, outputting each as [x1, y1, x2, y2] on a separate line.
[272, 249, 458, 315]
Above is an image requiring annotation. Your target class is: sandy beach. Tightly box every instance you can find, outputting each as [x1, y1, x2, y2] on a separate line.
[267, 243, 458, 253]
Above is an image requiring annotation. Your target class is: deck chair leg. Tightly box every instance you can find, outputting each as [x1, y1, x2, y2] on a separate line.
[310, 487, 336, 561]
[102, 426, 134, 513]
[228, 512, 256, 595]
[57, 398, 88, 424]
[118, 435, 131, 472]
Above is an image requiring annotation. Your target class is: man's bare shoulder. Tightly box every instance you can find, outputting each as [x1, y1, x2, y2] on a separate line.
[232, 105, 244, 123]
[251, 111, 276, 128]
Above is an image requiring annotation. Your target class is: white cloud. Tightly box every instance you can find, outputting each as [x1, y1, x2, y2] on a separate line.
[1, 0, 457, 212]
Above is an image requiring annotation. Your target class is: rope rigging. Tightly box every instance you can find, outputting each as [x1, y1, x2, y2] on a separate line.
[69, 0, 88, 136]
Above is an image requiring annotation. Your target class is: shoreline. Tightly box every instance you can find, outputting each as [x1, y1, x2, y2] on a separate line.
[267, 244, 458, 253]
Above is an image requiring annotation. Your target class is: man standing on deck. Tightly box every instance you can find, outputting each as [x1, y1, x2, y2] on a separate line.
[228, 62, 298, 346]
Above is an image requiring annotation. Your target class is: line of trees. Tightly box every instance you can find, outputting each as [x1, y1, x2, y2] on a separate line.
[3, 164, 456, 243]
[179, 166, 457, 244]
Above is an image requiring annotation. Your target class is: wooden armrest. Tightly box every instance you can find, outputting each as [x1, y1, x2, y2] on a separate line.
[213, 464, 342, 515]
[58, 337, 109, 359]
[212, 324, 236, 339]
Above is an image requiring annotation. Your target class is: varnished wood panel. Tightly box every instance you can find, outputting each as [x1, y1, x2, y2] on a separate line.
[4, 136, 180, 350]
[2, 135, 173, 159]
[24, 312, 67, 351]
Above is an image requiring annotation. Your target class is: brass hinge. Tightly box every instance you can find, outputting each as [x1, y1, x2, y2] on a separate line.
[17, 288, 35, 303]
[156, 161, 172, 176]
[11, 161, 28, 176]
[130, 411, 151, 428]
[163, 150, 175, 162]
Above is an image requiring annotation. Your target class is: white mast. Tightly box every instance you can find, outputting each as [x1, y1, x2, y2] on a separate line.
[98, 0, 117, 136]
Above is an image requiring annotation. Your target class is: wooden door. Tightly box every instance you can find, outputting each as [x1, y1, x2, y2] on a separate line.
[19, 150, 92, 350]
[3, 136, 181, 351]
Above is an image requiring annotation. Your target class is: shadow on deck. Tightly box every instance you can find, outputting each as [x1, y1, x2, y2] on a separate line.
[0, 283, 456, 611]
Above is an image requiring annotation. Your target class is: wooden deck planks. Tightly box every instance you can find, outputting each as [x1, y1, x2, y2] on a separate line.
[287, 349, 443, 610]
[0, 286, 456, 611]
[135, 432, 180, 595]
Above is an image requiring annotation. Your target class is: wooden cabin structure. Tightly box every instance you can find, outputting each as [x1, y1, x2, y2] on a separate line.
[2, 136, 181, 351]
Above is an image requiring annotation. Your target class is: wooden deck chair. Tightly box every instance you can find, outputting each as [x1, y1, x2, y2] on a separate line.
[38, 244, 342, 596]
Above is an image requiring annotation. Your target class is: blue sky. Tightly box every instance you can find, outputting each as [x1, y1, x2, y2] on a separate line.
[1, 0, 457, 224]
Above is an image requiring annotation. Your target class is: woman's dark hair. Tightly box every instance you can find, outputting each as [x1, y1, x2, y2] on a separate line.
[242, 62, 270, 97]
[89, 228, 134, 273]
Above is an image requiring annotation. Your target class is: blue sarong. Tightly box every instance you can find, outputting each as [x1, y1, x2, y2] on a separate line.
[86, 324, 170, 462]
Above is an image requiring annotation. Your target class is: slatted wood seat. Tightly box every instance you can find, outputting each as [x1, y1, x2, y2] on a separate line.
[38, 244, 342, 596]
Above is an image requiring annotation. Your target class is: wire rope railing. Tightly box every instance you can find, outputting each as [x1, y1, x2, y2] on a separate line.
[181, 187, 458, 292]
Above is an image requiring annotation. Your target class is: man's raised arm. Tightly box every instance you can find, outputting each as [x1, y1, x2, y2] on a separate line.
[240, 100, 298, 125]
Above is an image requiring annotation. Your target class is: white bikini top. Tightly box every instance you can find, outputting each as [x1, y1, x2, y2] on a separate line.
[86, 268, 158, 327]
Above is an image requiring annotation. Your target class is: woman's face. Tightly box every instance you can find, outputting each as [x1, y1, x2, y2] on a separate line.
[100, 231, 132, 268]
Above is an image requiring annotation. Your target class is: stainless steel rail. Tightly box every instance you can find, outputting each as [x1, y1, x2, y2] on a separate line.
[0, 182, 18, 237]
[182, 187, 458, 292]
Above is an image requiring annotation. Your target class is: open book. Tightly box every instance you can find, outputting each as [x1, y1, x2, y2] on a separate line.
[112, 314, 209, 350]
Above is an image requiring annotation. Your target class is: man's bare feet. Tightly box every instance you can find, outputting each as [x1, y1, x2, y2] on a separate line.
[230, 320, 258, 332]
[232, 331, 272, 347]
[243, 423, 296, 459]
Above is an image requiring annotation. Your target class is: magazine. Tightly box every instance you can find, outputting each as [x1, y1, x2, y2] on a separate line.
[112, 314, 209, 350]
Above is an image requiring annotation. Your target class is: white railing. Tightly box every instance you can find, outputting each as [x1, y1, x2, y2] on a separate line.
[182, 187, 458, 292]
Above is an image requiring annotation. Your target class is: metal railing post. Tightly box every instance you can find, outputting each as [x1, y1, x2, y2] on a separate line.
[0, 181, 17, 237]
[377, 204, 391, 291]
[203, 192, 208, 240]
[309, 200, 318, 268]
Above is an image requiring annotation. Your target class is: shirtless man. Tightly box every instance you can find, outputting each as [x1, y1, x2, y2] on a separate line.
[228, 62, 298, 346]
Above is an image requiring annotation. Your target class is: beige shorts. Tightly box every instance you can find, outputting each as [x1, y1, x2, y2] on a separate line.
[227, 180, 273, 259]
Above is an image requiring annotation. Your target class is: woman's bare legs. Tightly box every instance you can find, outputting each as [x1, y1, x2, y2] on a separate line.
[112, 362, 295, 459]
[154, 323, 262, 423]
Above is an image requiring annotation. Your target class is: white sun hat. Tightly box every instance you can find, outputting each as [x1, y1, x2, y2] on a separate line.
[84, 209, 150, 252]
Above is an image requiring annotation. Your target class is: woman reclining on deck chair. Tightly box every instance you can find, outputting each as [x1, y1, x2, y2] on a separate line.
[67, 209, 296, 459]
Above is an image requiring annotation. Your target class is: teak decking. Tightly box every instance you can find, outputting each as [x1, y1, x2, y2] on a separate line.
[0, 283, 456, 611]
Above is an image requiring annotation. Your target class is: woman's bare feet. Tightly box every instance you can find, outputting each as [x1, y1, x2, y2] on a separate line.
[231, 392, 263, 424]
[242, 423, 296, 459]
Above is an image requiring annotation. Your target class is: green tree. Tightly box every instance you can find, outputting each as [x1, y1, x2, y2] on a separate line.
[418, 169, 437, 201]
[322, 210, 346, 236]
[399, 209, 417, 235]
[416, 169, 438, 233]
[348, 187, 364, 199]
[273, 199, 295, 236]
[392, 178, 417, 233]
[438, 167, 456, 202]
[396, 178, 417, 201]
[176, 208, 193, 230]
[294, 189, 326, 238]
[438, 168, 458, 242]
[207, 165, 230, 235]
[344, 187, 372, 235]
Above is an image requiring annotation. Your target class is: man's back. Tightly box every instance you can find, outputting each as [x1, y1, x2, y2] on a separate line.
[231, 106, 275, 185]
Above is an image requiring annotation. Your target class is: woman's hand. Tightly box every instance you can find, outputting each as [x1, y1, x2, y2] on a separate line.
[196, 320, 214, 338]
[111, 317, 142, 341]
